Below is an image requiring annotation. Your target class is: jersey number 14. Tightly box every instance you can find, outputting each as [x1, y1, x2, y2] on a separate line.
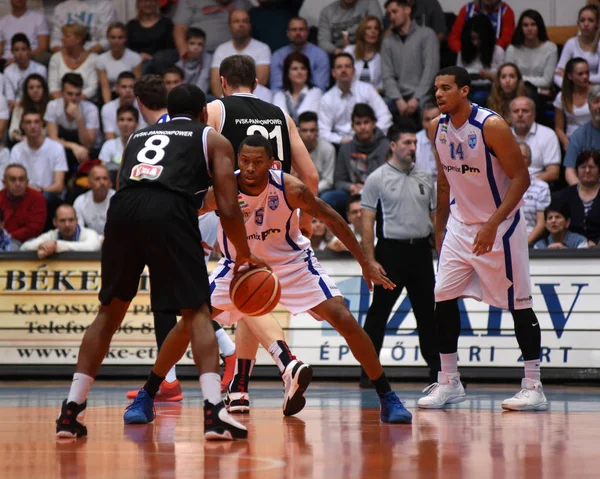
[449, 142, 464, 161]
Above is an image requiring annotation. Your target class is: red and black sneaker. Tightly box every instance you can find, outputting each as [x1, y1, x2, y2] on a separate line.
[56, 400, 88, 438]
[204, 400, 248, 441]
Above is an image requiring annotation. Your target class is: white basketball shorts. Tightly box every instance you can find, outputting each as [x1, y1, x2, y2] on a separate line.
[208, 252, 342, 326]
[435, 212, 533, 310]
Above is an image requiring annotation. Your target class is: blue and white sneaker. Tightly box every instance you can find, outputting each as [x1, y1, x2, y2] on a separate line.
[124, 389, 156, 424]
[379, 391, 413, 424]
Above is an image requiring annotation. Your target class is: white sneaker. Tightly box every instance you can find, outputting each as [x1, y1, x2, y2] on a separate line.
[502, 378, 548, 411]
[282, 360, 312, 416]
[417, 372, 466, 409]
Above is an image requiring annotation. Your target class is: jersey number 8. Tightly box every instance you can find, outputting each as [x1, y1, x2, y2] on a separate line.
[136, 135, 171, 165]
[247, 125, 283, 169]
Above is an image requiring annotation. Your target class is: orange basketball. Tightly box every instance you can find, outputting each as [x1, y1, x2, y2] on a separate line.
[229, 267, 281, 316]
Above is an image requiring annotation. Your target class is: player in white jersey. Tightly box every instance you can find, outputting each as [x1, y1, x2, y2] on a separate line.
[418, 66, 547, 411]
[127, 134, 413, 424]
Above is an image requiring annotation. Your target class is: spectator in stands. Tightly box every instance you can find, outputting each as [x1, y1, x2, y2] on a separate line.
[297, 111, 335, 195]
[319, 53, 392, 145]
[534, 204, 589, 249]
[0, 0, 49, 68]
[249, 0, 303, 53]
[381, 0, 439, 119]
[327, 194, 365, 252]
[8, 73, 49, 145]
[415, 100, 440, 181]
[0, 91, 8, 145]
[272, 52, 322, 124]
[384, 0, 447, 42]
[555, 5, 600, 89]
[511, 96, 560, 183]
[3, 34, 47, 110]
[344, 16, 383, 92]
[173, 0, 252, 57]
[554, 150, 600, 245]
[99, 104, 139, 178]
[448, 0, 515, 54]
[101, 72, 146, 140]
[322, 103, 390, 216]
[50, 0, 116, 54]
[318, 0, 383, 55]
[488, 63, 527, 125]
[96, 22, 142, 105]
[520, 142, 550, 246]
[162, 65, 185, 94]
[270, 17, 330, 92]
[45, 73, 100, 170]
[48, 24, 98, 101]
[554, 58, 592, 150]
[9, 110, 68, 222]
[127, 0, 176, 75]
[20, 204, 102, 257]
[456, 15, 505, 106]
[505, 9, 557, 92]
[564, 86, 600, 185]
[0, 145, 8, 177]
[0, 208, 11, 252]
[310, 217, 334, 251]
[73, 164, 115, 238]
[175, 28, 212, 94]
[0, 163, 46, 250]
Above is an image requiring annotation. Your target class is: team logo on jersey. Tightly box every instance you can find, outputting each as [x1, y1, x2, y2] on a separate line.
[268, 195, 279, 211]
[468, 134, 477, 149]
[130, 164, 163, 181]
[255, 208, 264, 225]
[238, 195, 251, 219]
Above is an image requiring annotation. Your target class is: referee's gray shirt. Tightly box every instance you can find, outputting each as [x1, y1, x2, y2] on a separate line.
[362, 162, 435, 240]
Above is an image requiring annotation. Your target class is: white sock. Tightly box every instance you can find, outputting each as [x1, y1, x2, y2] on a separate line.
[67, 372, 94, 405]
[200, 372, 222, 406]
[440, 353, 458, 376]
[215, 328, 236, 357]
[524, 359, 541, 382]
[165, 365, 177, 384]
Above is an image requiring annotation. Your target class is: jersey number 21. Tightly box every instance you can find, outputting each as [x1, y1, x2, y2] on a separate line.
[247, 125, 283, 169]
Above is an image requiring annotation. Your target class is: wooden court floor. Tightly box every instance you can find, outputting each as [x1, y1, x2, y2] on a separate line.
[1, 380, 600, 478]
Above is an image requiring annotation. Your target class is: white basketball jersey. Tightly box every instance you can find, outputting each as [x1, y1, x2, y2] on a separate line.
[434, 104, 523, 224]
[218, 169, 311, 265]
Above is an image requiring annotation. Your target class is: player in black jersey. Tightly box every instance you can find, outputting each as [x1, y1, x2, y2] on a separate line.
[56, 84, 264, 441]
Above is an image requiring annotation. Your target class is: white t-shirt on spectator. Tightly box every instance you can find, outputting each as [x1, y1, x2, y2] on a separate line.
[48, 51, 99, 100]
[73, 188, 116, 236]
[96, 49, 142, 90]
[253, 84, 273, 104]
[0, 93, 8, 121]
[211, 39, 271, 70]
[0, 147, 10, 180]
[100, 98, 147, 135]
[3, 61, 47, 102]
[9, 137, 68, 189]
[511, 122, 561, 178]
[415, 128, 438, 180]
[0, 9, 49, 59]
[522, 176, 551, 234]
[553, 92, 592, 138]
[45, 97, 100, 131]
[98, 137, 125, 168]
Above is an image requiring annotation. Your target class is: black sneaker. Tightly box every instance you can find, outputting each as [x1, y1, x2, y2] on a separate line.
[56, 400, 88, 438]
[204, 400, 248, 441]
[282, 360, 312, 416]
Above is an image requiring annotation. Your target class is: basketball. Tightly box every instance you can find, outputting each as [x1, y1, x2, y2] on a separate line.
[229, 267, 281, 316]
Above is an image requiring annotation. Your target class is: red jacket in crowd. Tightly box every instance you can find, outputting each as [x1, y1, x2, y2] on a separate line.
[0, 188, 47, 243]
[448, 1, 516, 54]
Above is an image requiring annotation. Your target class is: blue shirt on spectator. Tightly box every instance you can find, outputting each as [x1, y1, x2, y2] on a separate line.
[563, 121, 600, 168]
[534, 231, 589, 249]
[270, 43, 331, 92]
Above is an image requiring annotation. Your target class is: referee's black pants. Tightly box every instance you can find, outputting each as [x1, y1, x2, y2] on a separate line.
[361, 238, 441, 382]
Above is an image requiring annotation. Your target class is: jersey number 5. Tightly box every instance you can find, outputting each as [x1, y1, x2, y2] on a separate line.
[247, 125, 283, 169]
[137, 135, 171, 164]
[449, 142, 464, 161]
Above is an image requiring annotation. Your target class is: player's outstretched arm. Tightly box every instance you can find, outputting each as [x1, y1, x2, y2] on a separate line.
[284, 174, 395, 291]
[429, 118, 450, 253]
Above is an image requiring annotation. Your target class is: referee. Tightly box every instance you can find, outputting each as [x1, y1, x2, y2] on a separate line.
[360, 123, 440, 386]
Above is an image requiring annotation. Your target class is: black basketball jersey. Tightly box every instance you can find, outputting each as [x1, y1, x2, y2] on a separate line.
[218, 93, 292, 173]
[119, 118, 211, 205]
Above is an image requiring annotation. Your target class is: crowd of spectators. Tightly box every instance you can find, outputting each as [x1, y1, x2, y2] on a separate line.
[0, 0, 599, 256]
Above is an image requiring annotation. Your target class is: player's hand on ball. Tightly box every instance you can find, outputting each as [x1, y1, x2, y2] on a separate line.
[233, 253, 270, 275]
[362, 260, 395, 292]
[473, 221, 498, 256]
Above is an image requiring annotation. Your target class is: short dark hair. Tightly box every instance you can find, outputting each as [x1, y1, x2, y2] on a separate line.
[117, 104, 139, 122]
[575, 150, 600, 170]
[11, 33, 30, 49]
[134, 74, 167, 110]
[168, 84, 207, 119]
[21, 109, 42, 122]
[238, 133, 274, 158]
[347, 194, 362, 210]
[544, 202, 570, 221]
[298, 111, 318, 124]
[61, 72, 83, 90]
[162, 64, 184, 80]
[288, 17, 308, 28]
[219, 55, 256, 89]
[436, 66, 471, 89]
[332, 52, 354, 68]
[351, 103, 376, 122]
[283, 51, 312, 92]
[387, 120, 417, 143]
[187, 27, 206, 41]
[384, 0, 410, 8]
[117, 71, 136, 83]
